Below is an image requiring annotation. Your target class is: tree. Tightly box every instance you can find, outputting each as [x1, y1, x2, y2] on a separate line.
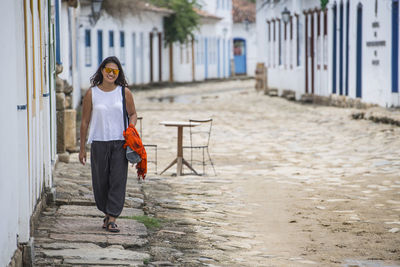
[321, 0, 329, 10]
[151, 0, 200, 46]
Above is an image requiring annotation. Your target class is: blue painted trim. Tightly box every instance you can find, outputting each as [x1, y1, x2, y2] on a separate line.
[55, 0, 61, 64]
[244, 39, 246, 74]
[217, 38, 221, 77]
[279, 21, 282, 65]
[97, 30, 103, 66]
[109, 31, 114, 47]
[223, 39, 226, 77]
[120, 31, 125, 47]
[228, 39, 231, 76]
[332, 4, 337, 94]
[132, 33, 136, 84]
[205, 38, 208, 79]
[339, 1, 344, 95]
[140, 32, 144, 83]
[297, 17, 300, 66]
[356, 4, 363, 98]
[392, 0, 399, 93]
[345, 0, 350, 96]
[85, 29, 91, 47]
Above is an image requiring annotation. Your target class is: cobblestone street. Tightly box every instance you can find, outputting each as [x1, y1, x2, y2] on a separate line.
[34, 80, 400, 266]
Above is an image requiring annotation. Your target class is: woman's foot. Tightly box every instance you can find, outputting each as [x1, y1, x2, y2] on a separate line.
[106, 216, 120, 232]
[106, 221, 120, 232]
[102, 215, 109, 229]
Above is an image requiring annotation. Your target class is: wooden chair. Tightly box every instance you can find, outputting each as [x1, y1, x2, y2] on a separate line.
[137, 117, 158, 174]
[183, 118, 216, 175]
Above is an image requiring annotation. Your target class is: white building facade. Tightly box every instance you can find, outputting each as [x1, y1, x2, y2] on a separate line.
[256, 0, 400, 107]
[1, 0, 57, 265]
[232, 0, 257, 76]
[78, 1, 172, 90]
[79, 0, 234, 89]
[193, 0, 233, 80]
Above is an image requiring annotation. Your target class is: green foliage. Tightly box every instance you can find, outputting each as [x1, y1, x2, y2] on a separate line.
[121, 215, 162, 229]
[151, 0, 200, 46]
[321, 0, 329, 10]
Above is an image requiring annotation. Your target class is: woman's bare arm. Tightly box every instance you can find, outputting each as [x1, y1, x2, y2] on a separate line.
[125, 87, 137, 127]
[79, 89, 92, 165]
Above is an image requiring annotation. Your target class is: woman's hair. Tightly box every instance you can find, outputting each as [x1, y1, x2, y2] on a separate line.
[90, 56, 128, 88]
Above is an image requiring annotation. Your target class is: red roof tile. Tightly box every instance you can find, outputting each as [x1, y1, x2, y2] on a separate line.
[232, 0, 255, 23]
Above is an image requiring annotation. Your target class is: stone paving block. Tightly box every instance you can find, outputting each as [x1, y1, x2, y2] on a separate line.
[37, 242, 149, 266]
[37, 216, 148, 237]
[56, 205, 144, 218]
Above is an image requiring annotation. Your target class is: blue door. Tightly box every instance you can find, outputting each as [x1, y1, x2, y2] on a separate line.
[97, 30, 103, 66]
[332, 3, 337, 94]
[217, 38, 221, 78]
[233, 38, 246, 75]
[339, 1, 344, 95]
[356, 4, 363, 98]
[392, 0, 399, 93]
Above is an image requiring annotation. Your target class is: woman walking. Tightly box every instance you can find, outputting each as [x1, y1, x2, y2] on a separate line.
[79, 56, 137, 232]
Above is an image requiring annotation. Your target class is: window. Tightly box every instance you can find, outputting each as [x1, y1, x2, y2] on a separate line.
[267, 21, 271, 66]
[196, 38, 199, 65]
[279, 19, 282, 65]
[120, 31, 125, 65]
[85, 29, 91, 66]
[296, 15, 300, 66]
[324, 10, 328, 69]
[186, 42, 190, 64]
[180, 44, 184, 64]
[284, 19, 287, 68]
[97, 30, 103, 66]
[109, 30, 114, 56]
[290, 17, 293, 68]
[317, 11, 321, 70]
[273, 20, 276, 67]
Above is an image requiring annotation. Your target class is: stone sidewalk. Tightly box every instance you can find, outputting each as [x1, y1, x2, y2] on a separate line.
[33, 156, 150, 266]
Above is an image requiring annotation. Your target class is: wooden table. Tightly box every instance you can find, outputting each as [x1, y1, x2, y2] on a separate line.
[159, 121, 200, 176]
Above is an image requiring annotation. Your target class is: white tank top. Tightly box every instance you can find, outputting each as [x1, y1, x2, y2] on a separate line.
[87, 85, 126, 143]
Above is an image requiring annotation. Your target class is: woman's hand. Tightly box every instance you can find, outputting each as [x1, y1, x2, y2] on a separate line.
[79, 148, 87, 165]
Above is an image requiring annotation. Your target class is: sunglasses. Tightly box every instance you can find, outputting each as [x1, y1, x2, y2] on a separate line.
[104, 67, 120, 75]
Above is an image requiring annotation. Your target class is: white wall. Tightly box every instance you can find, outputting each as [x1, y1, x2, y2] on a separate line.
[0, 2, 23, 265]
[79, 8, 166, 89]
[0, 0, 55, 266]
[256, 0, 399, 107]
[346, 0, 393, 106]
[179, 0, 233, 82]
[59, 3, 82, 109]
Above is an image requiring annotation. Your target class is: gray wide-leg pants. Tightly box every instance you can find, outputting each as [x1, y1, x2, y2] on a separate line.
[90, 140, 128, 218]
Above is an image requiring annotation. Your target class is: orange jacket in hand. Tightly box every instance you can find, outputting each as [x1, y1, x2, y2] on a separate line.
[123, 124, 147, 179]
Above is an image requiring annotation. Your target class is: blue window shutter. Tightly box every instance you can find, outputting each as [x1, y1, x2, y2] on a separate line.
[392, 0, 399, 93]
[85, 29, 91, 47]
[109, 31, 114, 47]
[120, 31, 125, 47]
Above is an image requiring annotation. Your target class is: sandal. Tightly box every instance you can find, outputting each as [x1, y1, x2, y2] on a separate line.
[102, 216, 109, 229]
[107, 221, 120, 233]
